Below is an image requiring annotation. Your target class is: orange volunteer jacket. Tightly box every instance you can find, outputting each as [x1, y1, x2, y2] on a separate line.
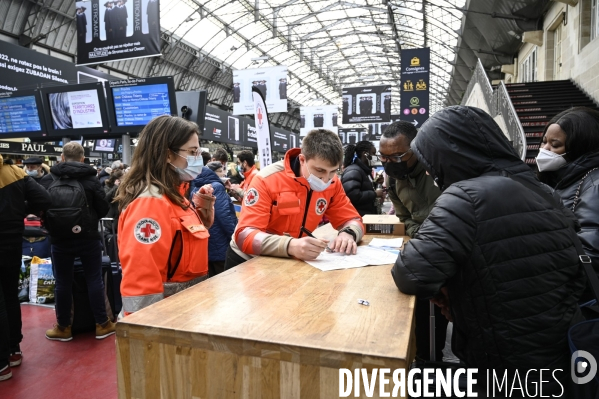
[118, 185, 211, 313]
[231, 148, 364, 260]
[239, 164, 257, 190]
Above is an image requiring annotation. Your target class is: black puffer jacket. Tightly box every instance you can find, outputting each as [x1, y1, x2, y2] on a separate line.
[40, 162, 110, 244]
[542, 151, 599, 301]
[341, 159, 377, 216]
[391, 106, 587, 373]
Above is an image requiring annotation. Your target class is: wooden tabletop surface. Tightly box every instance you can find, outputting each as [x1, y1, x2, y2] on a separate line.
[118, 235, 415, 363]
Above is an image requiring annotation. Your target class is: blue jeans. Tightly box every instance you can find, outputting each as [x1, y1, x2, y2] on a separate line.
[51, 240, 107, 326]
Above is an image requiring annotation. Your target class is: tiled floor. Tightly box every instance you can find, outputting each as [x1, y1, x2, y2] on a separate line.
[2, 304, 117, 399]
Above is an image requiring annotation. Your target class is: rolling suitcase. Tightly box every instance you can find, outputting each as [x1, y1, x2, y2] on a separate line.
[100, 218, 122, 317]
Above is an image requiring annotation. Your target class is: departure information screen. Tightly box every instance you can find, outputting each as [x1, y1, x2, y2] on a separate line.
[0, 95, 42, 133]
[112, 83, 171, 126]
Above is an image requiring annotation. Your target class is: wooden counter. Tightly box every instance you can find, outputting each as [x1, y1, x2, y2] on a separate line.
[116, 236, 415, 399]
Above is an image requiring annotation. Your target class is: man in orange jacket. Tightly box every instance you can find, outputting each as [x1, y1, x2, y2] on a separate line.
[230, 150, 257, 201]
[225, 129, 365, 269]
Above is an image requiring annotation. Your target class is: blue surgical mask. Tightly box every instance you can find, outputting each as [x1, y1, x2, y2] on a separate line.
[304, 165, 333, 192]
[171, 152, 203, 181]
[26, 169, 39, 177]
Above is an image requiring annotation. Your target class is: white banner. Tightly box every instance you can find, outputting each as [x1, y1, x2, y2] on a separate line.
[233, 66, 288, 115]
[299, 105, 339, 137]
[252, 88, 272, 168]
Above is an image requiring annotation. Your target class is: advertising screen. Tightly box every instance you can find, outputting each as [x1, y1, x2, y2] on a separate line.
[93, 138, 116, 152]
[48, 89, 103, 130]
[0, 90, 45, 138]
[40, 82, 110, 138]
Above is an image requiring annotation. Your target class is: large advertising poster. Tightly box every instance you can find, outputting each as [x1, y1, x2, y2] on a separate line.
[75, 0, 161, 66]
[0, 40, 114, 92]
[48, 90, 104, 130]
[271, 128, 298, 152]
[338, 127, 368, 145]
[368, 114, 401, 140]
[232, 66, 288, 115]
[299, 105, 338, 137]
[341, 85, 391, 124]
[400, 48, 430, 128]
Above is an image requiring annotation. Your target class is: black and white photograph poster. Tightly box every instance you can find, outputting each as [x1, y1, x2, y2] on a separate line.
[400, 47, 430, 128]
[299, 105, 339, 137]
[341, 85, 391, 124]
[233, 66, 288, 115]
[338, 127, 368, 145]
[75, 0, 161, 66]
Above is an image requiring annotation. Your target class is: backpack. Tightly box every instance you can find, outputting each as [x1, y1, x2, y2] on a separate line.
[45, 174, 93, 237]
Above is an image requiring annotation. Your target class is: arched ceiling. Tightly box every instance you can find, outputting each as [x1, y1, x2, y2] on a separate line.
[160, 0, 466, 115]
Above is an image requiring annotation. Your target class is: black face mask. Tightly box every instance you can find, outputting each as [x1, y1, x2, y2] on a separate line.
[383, 160, 410, 180]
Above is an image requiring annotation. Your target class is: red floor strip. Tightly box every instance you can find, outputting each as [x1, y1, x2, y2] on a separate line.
[2, 304, 117, 399]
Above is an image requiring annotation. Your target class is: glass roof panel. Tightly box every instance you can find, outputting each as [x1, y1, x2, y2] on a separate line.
[161, 0, 465, 115]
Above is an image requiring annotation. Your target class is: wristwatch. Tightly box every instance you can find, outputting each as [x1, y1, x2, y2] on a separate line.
[338, 227, 357, 241]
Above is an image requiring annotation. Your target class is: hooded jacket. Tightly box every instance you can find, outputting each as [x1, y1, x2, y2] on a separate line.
[391, 106, 587, 373]
[388, 161, 440, 237]
[541, 151, 599, 300]
[0, 155, 51, 240]
[40, 162, 110, 243]
[341, 158, 377, 216]
[190, 167, 237, 262]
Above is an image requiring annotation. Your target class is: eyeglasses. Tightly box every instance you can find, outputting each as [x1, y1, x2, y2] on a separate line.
[172, 148, 200, 157]
[377, 149, 411, 163]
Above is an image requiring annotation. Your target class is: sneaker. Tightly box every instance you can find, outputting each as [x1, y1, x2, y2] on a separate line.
[95, 319, 116, 340]
[0, 365, 12, 381]
[45, 324, 73, 342]
[9, 352, 22, 367]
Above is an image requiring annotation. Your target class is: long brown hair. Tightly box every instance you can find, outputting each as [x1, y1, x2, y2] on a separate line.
[115, 115, 199, 212]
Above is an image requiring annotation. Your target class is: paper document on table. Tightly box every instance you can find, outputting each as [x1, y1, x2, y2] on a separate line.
[368, 237, 404, 248]
[305, 246, 399, 271]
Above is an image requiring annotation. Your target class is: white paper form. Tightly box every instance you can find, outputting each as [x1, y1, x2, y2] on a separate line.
[368, 237, 404, 248]
[305, 246, 399, 271]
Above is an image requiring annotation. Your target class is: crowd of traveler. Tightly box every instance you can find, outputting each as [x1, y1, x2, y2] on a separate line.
[0, 106, 597, 397]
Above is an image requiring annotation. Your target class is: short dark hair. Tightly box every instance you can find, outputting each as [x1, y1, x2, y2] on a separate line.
[212, 148, 229, 163]
[201, 151, 211, 166]
[301, 129, 343, 166]
[237, 150, 255, 166]
[543, 107, 599, 162]
[382, 121, 418, 144]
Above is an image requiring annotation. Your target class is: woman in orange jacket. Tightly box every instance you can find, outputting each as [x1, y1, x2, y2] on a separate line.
[115, 115, 215, 314]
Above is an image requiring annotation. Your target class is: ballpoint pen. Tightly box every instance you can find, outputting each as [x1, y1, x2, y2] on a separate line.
[300, 226, 334, 252]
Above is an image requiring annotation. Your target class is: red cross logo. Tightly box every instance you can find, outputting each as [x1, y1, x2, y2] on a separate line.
[141, 223, 155, 237]
[244, 188, 259, 206]
[315, 198, 327, 215]
[257, 106, 263, 127]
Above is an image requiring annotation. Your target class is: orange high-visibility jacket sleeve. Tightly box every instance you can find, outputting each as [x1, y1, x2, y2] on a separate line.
[233, 174, 293, 257]
[326, 179, 365, 241]
[118, 195, 173, 311]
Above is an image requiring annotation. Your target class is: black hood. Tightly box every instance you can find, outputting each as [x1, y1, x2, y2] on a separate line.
[412, 106, 529, 190]
[50, 161, 98, 178]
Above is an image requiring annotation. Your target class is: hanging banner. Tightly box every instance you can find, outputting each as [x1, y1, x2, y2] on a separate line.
[338, 128, 368, 145]
[341, 85, 391, 124]
[400, 48, 430, 128]
[233, 66, 288, 115]
[75, 0, 161, 66]
[368, 114, 402, 140]
[299, 105, 339, 137]
[252, 87, 272, 168]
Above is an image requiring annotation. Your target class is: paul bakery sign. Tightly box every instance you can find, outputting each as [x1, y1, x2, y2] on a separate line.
[0, 141, 63, 155]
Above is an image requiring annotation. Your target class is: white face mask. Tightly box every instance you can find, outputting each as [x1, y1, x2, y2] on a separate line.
[303, 163, 333, 192]
[171, 152, 204, 181]
[536, 148, 567, 172]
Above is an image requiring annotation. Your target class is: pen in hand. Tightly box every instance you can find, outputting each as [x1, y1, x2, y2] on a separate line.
[301, 227, 334, 252]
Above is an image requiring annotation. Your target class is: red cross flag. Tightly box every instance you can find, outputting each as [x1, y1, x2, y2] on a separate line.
[252, 86, 273, 168]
